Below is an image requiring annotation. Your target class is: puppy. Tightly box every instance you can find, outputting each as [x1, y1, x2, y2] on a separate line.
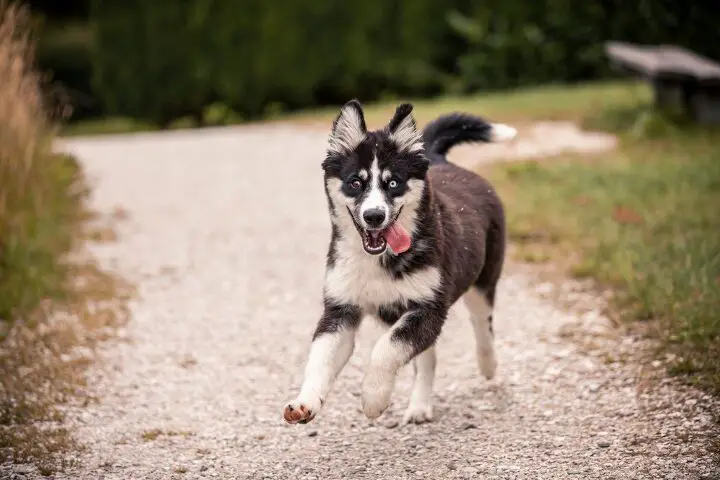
[283, 100, 515, 425]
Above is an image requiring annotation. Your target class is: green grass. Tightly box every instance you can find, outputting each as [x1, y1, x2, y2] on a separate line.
[62, 80, 650, 136]
[483, 106, 720, 394]
[281, 80, 651, 128]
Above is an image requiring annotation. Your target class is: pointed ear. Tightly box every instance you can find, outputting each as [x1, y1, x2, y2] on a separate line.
[388, 103, 423, 153]
[328, 99, 367, 155]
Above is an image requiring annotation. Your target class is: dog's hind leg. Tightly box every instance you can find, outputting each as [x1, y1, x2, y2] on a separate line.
[402, 345, 436, 424]
[463, 287, 497, 380]
[464, 216, 505, 380]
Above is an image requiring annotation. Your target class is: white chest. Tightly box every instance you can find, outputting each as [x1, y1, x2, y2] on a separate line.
[323, 239, 440, 310]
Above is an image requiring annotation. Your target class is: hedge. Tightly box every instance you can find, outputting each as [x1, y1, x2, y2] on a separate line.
[89, 0, 720, 125]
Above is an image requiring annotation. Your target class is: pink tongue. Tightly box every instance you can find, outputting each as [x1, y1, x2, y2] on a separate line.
[384, 223, 411, 254]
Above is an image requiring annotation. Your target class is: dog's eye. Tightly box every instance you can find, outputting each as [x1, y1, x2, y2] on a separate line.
[350, 179, 362, 190]
[389, 180, 399, 189]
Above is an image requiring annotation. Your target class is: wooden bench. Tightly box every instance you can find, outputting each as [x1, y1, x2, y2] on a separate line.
[605, 41, 720, 125]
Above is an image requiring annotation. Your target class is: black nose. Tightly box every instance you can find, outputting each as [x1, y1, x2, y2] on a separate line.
[362, 208, 386, 228]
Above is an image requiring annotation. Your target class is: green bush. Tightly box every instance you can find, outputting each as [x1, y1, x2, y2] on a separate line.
[88, 1, 720, 125]
[446, 1, 720, 93]
[89, 0, 454, 124]
[90, 2, 212, 126]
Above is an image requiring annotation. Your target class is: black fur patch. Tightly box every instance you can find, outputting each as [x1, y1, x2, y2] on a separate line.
[312, 300, 362, 340]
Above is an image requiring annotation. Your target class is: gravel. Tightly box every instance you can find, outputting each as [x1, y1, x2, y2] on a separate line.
[12, 123, 715, 479]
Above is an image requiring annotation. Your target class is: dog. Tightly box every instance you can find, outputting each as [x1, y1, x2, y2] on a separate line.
[283, 100, 515, 425]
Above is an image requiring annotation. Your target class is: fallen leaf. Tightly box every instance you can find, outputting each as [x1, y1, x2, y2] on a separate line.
[612, 205, 643, 225]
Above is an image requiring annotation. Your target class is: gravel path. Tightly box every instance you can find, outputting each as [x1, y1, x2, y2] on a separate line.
[36, 124, 719, 479]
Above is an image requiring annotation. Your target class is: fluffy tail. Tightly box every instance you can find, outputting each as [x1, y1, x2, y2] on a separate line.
[422, 113, 517, 165]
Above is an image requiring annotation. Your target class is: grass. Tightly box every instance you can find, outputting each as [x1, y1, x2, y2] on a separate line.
[62, 79, 650, 136]
[280, 80, 651, 128]
[482, 104, 720, 394]
[0, 3, 131, 474]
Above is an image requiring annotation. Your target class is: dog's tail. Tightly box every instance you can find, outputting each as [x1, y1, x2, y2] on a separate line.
[422, 113, 517, 165]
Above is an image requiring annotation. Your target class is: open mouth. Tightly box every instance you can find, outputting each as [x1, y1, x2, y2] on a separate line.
[362, 229, 388, 255]
[347, 207, 408, 256]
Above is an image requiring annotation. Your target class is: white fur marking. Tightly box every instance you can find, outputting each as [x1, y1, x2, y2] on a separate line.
[324, 258, 440, 309]
[328, 105, 366, 155]
[490, 123, 517, 142]
[463, 288, 497, 380]
[359, 157, 389, 226]
[359, 169, 368, 180]
[381, 169, 391, 182]
[292, 328, 356, 416]
[394, 178, 425, 235]
[403, 346, 436, 424]
[389, 115, 423, 153]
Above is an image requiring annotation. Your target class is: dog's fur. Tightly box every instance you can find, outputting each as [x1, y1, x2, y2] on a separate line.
[283, 100, 515, 425]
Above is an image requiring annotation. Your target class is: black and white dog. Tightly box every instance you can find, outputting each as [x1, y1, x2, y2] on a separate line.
[283, 100, 515, 425]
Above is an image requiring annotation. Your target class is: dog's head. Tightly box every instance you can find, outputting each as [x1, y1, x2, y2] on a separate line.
[322, 100, 428, 256]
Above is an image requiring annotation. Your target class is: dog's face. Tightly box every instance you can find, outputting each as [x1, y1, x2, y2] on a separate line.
[322, 101, 429, 256]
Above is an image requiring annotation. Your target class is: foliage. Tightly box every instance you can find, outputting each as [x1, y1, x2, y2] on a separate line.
[33, 1, 720, 125]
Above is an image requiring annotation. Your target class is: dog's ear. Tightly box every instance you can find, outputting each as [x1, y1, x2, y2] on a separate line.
[328, 99, 367, 156]
[388, 103, 423, 153]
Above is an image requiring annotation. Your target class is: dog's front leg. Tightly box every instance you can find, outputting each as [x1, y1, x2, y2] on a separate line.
[362, 306, 445, 419]
[283, 302, 362, 424]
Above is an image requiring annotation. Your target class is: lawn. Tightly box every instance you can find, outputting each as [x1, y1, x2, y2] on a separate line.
[482, 109, 720, 394]
[281, 80, 650, 128]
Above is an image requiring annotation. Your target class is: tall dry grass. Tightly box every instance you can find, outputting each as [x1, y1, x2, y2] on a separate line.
[0, 1, 83, 325]
[0, 2, 131, 474]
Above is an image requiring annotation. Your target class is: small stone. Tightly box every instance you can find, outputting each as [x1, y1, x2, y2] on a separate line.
[307, 430, 318, 437]
[597, 441, 611, 448]
[385, 421, 399, 429]
[447, 462, 457, 471]
[199, 465, 209, 472]
[462, 423, 477, 430]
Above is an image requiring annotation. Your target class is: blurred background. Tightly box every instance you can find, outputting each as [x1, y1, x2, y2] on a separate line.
[27, 0, 720, 129]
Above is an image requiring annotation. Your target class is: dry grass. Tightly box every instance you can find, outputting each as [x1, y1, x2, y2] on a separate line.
[0, 2, 132, 475]
[0, 1, 74, 324]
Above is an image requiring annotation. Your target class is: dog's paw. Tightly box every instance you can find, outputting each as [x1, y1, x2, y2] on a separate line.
[361, 375, 394, 419]
[402, 401, 433, 425]
[283, 397, 321, 424]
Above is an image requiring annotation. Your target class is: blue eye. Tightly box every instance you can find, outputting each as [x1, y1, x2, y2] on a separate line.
[389, 180, 398, 188]
[350, 179, 362, 190]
